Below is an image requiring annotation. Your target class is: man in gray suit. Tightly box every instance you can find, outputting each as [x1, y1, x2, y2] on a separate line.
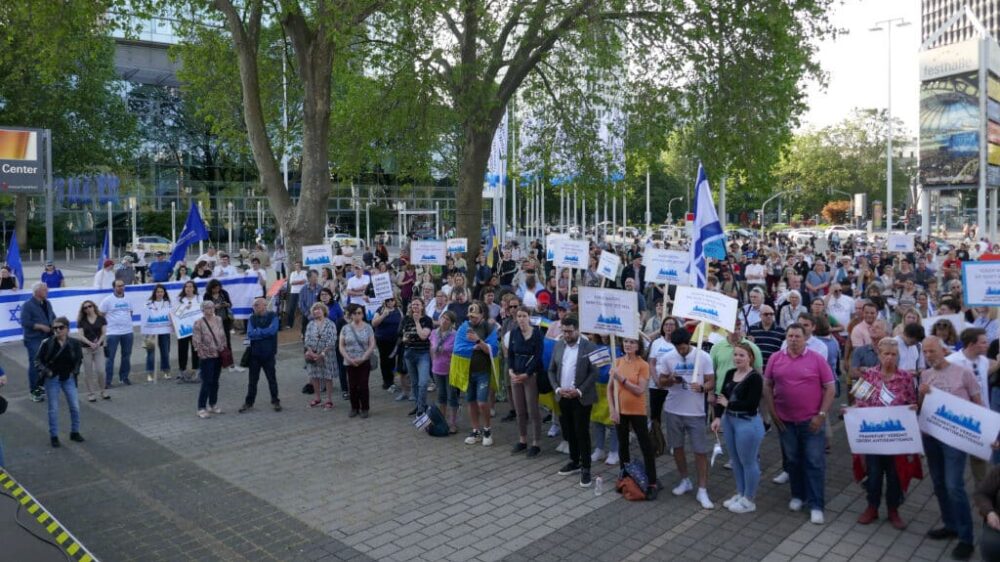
[548, 316, 600, 487]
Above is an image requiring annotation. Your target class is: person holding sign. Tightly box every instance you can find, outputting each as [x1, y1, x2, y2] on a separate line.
[608, 337, 659, 501]
[852, 338, 917, 529]
[918, 336, 983, 559]
[141, 285, 173, 382]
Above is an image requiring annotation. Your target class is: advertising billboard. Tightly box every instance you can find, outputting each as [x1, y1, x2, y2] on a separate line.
[919, 72, 981, 187]
[0, 127, 45, 192]
[989, 72, 1000, 186]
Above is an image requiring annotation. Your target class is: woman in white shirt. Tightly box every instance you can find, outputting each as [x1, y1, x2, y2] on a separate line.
[647, 318, 678, 429]
[143, 284, 174, 382]
[174, 281, 202, 381]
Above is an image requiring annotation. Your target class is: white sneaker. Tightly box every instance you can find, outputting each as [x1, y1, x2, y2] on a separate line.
[723, 494, 742, 509]
[696, 488, 714, 509]
[197, 409, 211, 419]
[672, 478, 693, 496]
[772, 471, 790, 484]
[723, 460, 732, 470]
[810, 509, 825, 524]
[730, 497, 757, 514]
[211, 405, 224, 414]
[555, 441, 570, 454]
[547, 424, 560, 438]
[605, 452, 619, 466]
[590, 448, 606, 462]
[788, 498, 804, 512]
[482, 429, 494, 447]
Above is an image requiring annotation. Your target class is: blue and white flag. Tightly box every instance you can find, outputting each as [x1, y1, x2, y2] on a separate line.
[485, 109, 508, 191]
[5, 232, 24, 289]
[97, 229, 110, 272]
[687, 164, 727, 288]
[169, 201, 209, 268]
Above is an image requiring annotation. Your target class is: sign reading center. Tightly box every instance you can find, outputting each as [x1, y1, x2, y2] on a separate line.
[0, 127, 47, 193]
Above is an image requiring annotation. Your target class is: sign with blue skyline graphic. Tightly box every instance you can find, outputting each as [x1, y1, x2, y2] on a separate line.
[643, 249, 690, 285]
[579, 287, 638, 338]
[554, 239, 589, 270]
[671, 286, 738, 332]
[411, 240, 447, 266]
[962, 262, 1000, 307]
[844, 406, 923, 455]
[920, 389, 1000, 460]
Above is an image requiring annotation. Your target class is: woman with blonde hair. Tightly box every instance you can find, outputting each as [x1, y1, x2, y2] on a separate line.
[76, 300, 108, 401]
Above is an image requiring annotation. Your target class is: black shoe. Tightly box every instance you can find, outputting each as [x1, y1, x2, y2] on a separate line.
[645, 483, 659, 501]
[526, 446, 541, 458]
[272, 402, 282, 412]
[579, 470, 592, 488]
[501, 410, 516, 422]
[952, 542, 974, 560]
[239, 404, 253, 413]
[557, 462, 581, 476]
[511, 442, 528, 454]
[927, 527, 958, 540]
[407, 407, 418, 416]
[69, 432, 84, 443]
[543, 414, 552, 423]
[349, 409, 359, 418]
[360, 410, 369, 419]
[122, 379, 132, 386]
[50, 436, 60, 448]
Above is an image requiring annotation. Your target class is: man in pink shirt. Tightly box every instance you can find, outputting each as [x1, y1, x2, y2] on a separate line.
[850, 301, 878, 348]
[763, 324, 835, 525]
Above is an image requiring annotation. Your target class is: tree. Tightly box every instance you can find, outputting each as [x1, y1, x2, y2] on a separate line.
[821, 200, 851, 224]
[0, 1, 137, 249]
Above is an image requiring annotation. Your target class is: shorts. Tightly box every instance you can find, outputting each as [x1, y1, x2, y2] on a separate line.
[665, 413, 709, 454]
[465, 371, 490, 403]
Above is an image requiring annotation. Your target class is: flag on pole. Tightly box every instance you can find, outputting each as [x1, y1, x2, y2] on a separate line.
[687, 163, 727, 288]
[97, 229, 110, 272]
[5, 232, 24, 289]
[169, 201, 210, 268]
[485, 225, 498, 268]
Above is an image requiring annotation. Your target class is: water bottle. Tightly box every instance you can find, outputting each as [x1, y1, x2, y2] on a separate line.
[594, 476, 604, 496]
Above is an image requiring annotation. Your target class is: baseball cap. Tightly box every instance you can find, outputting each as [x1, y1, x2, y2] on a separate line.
[103, 259, 114, 267]
[45, 260, 54, 266]
[536, 291, 551, 307]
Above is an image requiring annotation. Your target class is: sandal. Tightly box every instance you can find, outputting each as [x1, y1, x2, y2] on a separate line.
[323, 401, 334, 410]
[309, 398, 322, 408]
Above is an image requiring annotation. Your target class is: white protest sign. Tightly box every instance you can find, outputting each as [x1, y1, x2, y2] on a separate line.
[171, 303, 203, 339]
[671, 285, 739, 332]
[446, 238, 468, 254]
[365, 298, 383, 320]
[919, 389, 1000, 460]
[643, 249, 690, 285]
[372, 272, 394, 301]
[963, 262, 1000, 307]
[555, 239, 589, 269]
[596, 251, 621, 281]
[302, 244, 333, 268]
[887, 233, 915, 253]
[922, 313, 966, 339]
[844, 406, 924, 455]
[578, 287, 639, 338]
[411, 240, 447, 265]
[546, 234, 568, 261]
[813, 237, 829, 254]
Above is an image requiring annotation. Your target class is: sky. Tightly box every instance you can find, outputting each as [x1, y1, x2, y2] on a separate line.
[800, 0, 922, 137]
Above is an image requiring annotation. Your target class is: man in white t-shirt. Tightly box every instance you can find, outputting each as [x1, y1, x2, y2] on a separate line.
[285, 261, 308, 329]
[823, 282, 854, 334]
[657, 327, 715, 509]
[744, 256, 766, 288]
[93, 259, 116, 289]
[100, 279, 135, 387]
[196, 247, 219, 269]
[247, 257, 267, 295]
[213, 253, 238, 278]
[346, 263, 371, 306]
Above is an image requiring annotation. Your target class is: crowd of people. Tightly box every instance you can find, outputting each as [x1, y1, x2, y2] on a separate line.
[6, 229, 1000, 560]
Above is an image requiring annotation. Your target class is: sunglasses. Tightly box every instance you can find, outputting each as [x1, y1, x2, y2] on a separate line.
[53, 325, 67, 331]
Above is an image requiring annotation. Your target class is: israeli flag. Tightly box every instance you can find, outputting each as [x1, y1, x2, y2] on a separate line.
[687, 163, 727, 288]
[169, 201, 210, 268]
[97, 229, 110, 272]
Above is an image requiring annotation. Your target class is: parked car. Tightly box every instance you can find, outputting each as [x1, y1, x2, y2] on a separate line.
[127, 235, 174, 256]
[825, 225, 865, 239]
[328, 233, 367, 250]
[788, 229, 821, 246]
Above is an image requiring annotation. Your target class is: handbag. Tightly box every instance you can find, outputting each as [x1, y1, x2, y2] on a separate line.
[143, 335, 157, 350]
[347, 324, 377, 370]
[203, 319, 234, 368]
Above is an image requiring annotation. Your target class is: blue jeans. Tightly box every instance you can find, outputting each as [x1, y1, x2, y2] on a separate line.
[144, 333, 171, 373]
[45, 377, 80, 438]
[197, 357, 222, 410]
[105, 333, 134, 385]
[404, 349, 431, 414]
[465, 371, 490, 403]
[992, 387, 1000, 465]
[923, 435, 974, 544]
[723, 414, 765, 499]
[23, 338, 42, 390]
[592, 421, 619, 453]
[778, 420, 827, 510]
[435, 374, 459, 408]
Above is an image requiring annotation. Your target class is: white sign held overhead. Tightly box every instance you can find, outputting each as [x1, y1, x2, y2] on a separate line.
[171, 303, 203, 340]
[302, 244, 333, 268]
[919, 389, 1000, 461]
[596, 251, 621, 281]
[554, 239, 589, 269]
[844, 406, 924, 456]
[671, 285, 739, 332]
[546, 234, 568, 261]
[643, 249, 690, 285]
[372, 272, 394, 301]
[887, 234, 915, 253]
[963, 262, 1000, 307]
[411, 240, 447, 265]
[578, 287, 640, 339]
[446, 238, 468, 254]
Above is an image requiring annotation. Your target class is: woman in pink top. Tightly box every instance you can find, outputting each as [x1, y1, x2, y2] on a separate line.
[853, 337, 916, 530]
[430, 311, 458, 433]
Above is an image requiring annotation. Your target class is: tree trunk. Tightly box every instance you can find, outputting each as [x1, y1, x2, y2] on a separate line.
[455, 127, 493, 285]
[14, 194, 28, 250]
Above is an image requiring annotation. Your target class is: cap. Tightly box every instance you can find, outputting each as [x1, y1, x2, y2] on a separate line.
[45, 260, 54, 266]
[536, 291, 551, 307]
[103, 259, 114, 267]
[155, 251, 165, 256]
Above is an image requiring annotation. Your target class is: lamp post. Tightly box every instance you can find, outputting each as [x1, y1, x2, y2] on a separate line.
[667, 197, 684, 225]
[760, 188, 802, 239]
[871, 17, 911, 235]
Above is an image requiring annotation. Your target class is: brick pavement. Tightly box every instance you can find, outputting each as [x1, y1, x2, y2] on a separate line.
[0, 336, 976, 561]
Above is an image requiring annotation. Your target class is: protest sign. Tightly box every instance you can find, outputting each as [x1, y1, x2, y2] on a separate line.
[672, 285, 739, 332]
[546, 234, 568, 261]
[372, 272, 394, 301]
[302, 244, 333, 268]
[887, 233, 915, 253]
[365, 298, 383, 320]
[643, 249, 690, 285]
[554, 239, 589, 269]
[578, 287, 639, 338]
[596, 251, 621, 281]
[446, 238, 468, 254]
[171, 302, 203, 340]
[411, 240, 447, 265]
[963, 262, 1000, 307]
[919, 389, 1000, 460]
[844, 406, 924, 455]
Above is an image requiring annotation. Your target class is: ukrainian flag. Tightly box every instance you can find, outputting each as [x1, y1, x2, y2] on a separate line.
[486, 225, 498, 268]
[448, 320, 500, 392]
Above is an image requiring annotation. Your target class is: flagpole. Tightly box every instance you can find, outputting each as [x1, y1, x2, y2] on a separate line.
[107, 202, 113, 258]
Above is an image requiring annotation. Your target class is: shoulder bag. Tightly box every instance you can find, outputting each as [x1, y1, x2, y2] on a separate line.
[203, 319, 234, 368]
[348, 324, 378, 370]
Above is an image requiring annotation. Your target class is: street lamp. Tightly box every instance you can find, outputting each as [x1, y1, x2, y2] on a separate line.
[871, 17, 911, 235]
[760, 188, 802, 239]
[667, 197, 684, 225]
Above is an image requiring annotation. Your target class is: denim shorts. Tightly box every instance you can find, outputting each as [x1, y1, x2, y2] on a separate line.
[465, 371, 490, 403]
